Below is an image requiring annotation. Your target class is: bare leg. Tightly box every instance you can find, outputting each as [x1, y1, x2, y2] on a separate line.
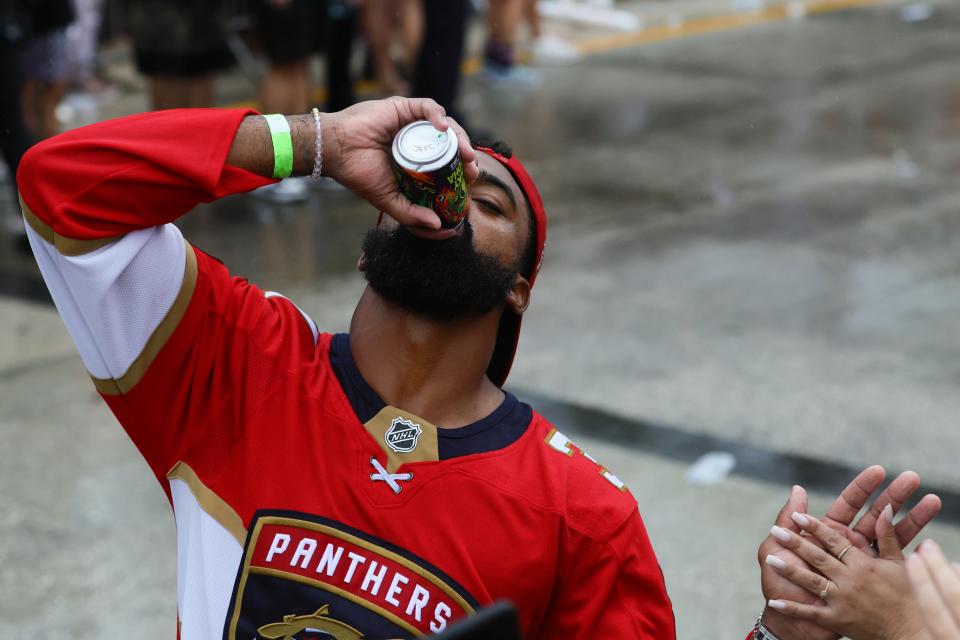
[363, 0, 409, 96]
[149, 76, 176, 110]
[21, 79, 41, 138]
[487, 0, 526, 56]
[38, 80, 67, 139]
[401, 0, 424, 76]
[485, 0, 541, 83]
[184, 76, 214, 108]
[150, 76, 214, 110]
[260, 60, 310, 113]
[525, 0, 541, 40]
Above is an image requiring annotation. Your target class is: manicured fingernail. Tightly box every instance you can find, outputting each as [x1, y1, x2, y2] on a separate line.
[883, 504, 893, 523]
[771, 525, 792, 542]
[765, 554, 787, 570]
[768, 599, 787, 610]
[791, 512, 810, 527]
[907, 553, 923, 568]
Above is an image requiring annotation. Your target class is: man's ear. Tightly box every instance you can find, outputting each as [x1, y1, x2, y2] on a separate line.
[358, 251, 367, 272]
[506, 274, 531, 315]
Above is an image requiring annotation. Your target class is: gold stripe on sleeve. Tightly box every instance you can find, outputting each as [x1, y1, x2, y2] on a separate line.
[19, 194, 123, 256]
[91, 240, 199, 396]
[167, 461, 247, 546]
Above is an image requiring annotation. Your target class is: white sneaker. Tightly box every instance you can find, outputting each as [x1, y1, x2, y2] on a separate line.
[532, 35, 582, 65]
[253, 178, 310, 204]
[481, 62, 542, 87]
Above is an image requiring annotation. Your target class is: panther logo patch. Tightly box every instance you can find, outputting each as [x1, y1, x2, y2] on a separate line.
[257, 605, 363, 639]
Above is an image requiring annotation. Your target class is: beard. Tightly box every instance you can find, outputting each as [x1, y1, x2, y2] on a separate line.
[361, 221, 519, 321]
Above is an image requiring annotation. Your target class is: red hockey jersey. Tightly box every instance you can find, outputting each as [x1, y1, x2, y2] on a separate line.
[17, 108, 675, 639]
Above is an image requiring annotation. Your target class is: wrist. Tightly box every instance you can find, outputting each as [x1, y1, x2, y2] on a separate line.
[286, 114, 317, 177]
[759, 608, 810, 640]
[318, 112, 342, 180]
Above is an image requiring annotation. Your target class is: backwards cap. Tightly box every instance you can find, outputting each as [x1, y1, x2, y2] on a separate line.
[477, 146, 548, 387]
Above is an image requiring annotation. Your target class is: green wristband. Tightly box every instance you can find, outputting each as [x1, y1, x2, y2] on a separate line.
[263, 114, 293, 179]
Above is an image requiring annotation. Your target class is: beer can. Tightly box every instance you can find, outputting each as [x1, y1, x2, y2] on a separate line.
[391, 120, 468, 229]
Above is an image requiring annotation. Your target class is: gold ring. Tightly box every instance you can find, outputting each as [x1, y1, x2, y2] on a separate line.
[819, 580, 833, 600]
[837, 543, 854, 562]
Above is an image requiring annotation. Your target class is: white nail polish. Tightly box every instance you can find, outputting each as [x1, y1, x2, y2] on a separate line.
[768, 599, 788, 610]
[883, 504, 893, 523]
[791, 512, 810, 527]
[765, 554, 787, 569]
[771, 525, 792, 542]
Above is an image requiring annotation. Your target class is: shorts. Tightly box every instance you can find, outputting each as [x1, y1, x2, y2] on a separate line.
[128, 0, 234, 77]
[21, 30, 68, 82]
[255, 0, 324, 66]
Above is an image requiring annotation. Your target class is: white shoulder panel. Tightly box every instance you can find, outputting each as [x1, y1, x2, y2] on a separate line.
[264, 291, 319, 347]
[26, 220, 187, 380]
[170, 478, 244, 640]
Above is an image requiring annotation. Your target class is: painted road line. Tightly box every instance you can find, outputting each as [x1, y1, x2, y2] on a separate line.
[576, 0, 893, 55]
[520, 388, 960, 526]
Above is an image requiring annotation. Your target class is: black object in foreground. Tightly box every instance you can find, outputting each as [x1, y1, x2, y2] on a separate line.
[431, 601, 523, 640]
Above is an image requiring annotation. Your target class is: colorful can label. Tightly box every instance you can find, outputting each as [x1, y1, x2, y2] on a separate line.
[391, 121, 468, 229]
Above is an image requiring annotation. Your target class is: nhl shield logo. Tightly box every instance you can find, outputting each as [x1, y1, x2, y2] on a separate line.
[384, 417, 422, 453]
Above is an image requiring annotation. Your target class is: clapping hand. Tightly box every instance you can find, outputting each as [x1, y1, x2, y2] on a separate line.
[758, 466, 941, 640]
[907, 540, 960, 640]
[765, 509, 928, 640]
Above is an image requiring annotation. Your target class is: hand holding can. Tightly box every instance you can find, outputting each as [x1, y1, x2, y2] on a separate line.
[313, 98, 476, 233]
[391, 121, 469, 230]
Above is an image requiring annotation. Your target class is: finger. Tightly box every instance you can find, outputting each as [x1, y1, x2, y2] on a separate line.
[766, 599, 831, 626]
[392, 96, 449, 131]
[446, 117, 478, 184]
[824, 465, 885, 529]
[908, 553, 960, 640]
[379, 191, 443, 231]
[874, 504, 904, 560]
[790, 513, 863, 562]
[895, 494, 943, 548]
[760, 487, 807, 564]
[771, 524, 846, 579]
[765, 554, 834, 600]
[775, 486, 810, 532]
[854, 470, 920, 543]
[921, 541, 960, 625]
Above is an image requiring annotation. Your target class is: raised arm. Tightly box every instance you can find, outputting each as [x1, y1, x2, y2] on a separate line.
[16, 97, 476, 481]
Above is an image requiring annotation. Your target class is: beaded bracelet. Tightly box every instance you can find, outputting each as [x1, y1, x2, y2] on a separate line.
[310, 107, 323, 181]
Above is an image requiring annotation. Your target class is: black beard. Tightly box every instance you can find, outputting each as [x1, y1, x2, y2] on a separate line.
[361, 221, 518, 321]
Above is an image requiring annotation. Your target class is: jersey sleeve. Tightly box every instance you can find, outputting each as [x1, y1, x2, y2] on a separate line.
[17, 109, 320, 485]
[540, 510, 676, 639]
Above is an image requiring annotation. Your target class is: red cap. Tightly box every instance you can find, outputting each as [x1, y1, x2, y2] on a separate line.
[477, 147, 548, 387]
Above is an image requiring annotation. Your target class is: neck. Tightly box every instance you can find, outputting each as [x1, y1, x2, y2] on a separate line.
[348, 287, 506, 427]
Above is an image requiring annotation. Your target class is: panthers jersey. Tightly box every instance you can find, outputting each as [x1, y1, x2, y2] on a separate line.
[17, 108, 675, 639]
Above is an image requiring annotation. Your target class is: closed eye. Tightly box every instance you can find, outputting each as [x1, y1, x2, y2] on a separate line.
[474, 198, 504, 216]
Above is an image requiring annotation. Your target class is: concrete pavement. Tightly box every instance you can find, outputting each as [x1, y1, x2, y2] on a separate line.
[2, 0, 959, 636]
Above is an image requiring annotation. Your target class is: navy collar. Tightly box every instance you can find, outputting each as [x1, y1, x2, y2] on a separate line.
[329, 333, 531, 460]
